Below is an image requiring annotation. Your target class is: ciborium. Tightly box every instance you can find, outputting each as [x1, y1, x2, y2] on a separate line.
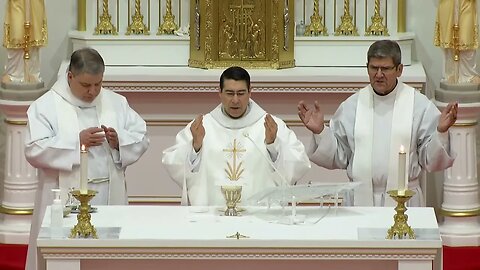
[386, 189, 416, 239]
[69, 190, 98, 239]
[221, 186, 242, 216]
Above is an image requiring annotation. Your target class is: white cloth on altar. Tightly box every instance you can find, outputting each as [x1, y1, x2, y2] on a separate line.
[24, 72, 149, 270]
[307, 82, 455, 206]
[162, 100, 311, 206]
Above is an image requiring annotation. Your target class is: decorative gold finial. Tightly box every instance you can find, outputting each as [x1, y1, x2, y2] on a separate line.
[334, 0, 359, 36]
[94, 0, 118, 35]
[386, 190, 416, 239]
[305, 0, 328, 36]
[365, 0, 389, 36]
[157, 0, 179, 35]
[126, 0, 150, 35]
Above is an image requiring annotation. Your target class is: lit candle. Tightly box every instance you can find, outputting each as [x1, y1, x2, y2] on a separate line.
[80, 145, 88, 194]
[398, 145, 406, 196]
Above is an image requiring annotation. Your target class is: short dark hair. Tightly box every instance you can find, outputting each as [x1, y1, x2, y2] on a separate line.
[367, 40, 402, 66]
[68, 47, 105, 76]
[219, 66, 251, 92]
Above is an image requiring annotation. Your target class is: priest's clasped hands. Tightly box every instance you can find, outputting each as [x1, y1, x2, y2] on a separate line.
[190, 114, 278, 152]
[79, 125, 119, 150]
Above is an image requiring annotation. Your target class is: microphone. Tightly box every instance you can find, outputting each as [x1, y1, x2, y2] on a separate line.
[242, 131, 289, 187]
[243, 131, 305, 224]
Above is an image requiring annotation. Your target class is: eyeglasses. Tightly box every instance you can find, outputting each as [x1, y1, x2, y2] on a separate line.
[367, 65, 398, 74]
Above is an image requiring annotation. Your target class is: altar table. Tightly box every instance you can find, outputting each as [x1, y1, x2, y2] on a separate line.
[37, 206, 442, 270]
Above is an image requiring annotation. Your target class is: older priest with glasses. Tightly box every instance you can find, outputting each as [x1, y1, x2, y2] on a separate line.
[298, 40, 458, 207]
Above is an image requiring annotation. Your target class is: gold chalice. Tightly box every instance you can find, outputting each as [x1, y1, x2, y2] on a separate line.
[386, 189, 416, 239]
[221, 185, 242, 216]
[69, 189, 98, 239]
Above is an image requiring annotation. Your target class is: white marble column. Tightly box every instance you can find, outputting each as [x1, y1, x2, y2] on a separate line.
[436, 101, 480, 246]
[0, 99, 37, 244]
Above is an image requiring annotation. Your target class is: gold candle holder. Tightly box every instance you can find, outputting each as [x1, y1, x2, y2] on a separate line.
[365, 0, 389, 36]
[334, 0, 359, 36]
[69, 190, 98, 239]
[304, 0, 328, 36]
[221, 186, 242, 216]
[157, 0, 179, 35]
[386, 190, 416, 239]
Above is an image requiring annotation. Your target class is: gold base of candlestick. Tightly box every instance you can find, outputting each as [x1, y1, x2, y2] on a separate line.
[365, 13, 389, 36]
[157, 13, 179, 35]
[69, 190, 98, 239]
[386, 190, 416, 239]
[221, 186, 242, 216]
[334, 14, 359, 36]
[304, 14, 328, 36]
[126, 13, 150, 35]
[94, 13, 118, 35]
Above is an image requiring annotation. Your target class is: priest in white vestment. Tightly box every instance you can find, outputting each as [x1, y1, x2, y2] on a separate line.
[163, 66, 310, 206]
[298, 40, 458, 207]
[24, 48, 149, 270]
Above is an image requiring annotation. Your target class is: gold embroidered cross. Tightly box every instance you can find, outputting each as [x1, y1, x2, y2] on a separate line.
[223, 139, 246, 181]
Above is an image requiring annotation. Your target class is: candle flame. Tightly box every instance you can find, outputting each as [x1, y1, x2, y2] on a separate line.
[400, 145, 405, 153]
[81, 144, 86, 151]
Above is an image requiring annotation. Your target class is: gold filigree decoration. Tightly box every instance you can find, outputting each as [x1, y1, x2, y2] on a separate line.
[272, 0, 279, 63]
[205, 0, 213, 62]
[194, 0, 201, 50]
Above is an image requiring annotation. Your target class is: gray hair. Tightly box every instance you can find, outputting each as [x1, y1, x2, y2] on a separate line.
[367, 40, 402, 66]
[68, 48, 105, 76]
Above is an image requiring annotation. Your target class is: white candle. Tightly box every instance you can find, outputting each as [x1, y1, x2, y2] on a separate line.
[80, 145, 88, 194]
[398, 145, 406, 196]
[25, 0, 31, 22]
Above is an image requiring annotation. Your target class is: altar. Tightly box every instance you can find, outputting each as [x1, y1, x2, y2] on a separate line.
[37, 206, 442, 270]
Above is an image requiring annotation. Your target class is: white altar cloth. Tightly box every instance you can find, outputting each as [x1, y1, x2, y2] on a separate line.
[37, 206, 442, 270]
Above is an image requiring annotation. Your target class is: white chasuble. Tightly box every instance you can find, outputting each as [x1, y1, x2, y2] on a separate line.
[163, 100, 311, 206]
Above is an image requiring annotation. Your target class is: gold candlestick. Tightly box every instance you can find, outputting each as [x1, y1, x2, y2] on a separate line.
[334, 0, 359, 36]
[94, 0, 118, 35]
[126, 0, 150, 35]
[305, 0, 328, 36]
[386, 190, 416, 239]
[157, 0, 179, 35]
[69, 190, 98, 239]
[366, 0, 389, 36]
[221, 186, 242, 216]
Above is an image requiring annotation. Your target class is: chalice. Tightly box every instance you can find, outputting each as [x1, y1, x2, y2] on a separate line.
[221, 185, 242, 216]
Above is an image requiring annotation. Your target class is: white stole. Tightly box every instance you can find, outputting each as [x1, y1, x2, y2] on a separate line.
[54, 90, 126, 205]
[352, 84, 414, 206]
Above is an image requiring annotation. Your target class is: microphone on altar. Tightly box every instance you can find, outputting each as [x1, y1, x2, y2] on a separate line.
[243, 130, 306, 224]
[242, 131, 290, 187]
